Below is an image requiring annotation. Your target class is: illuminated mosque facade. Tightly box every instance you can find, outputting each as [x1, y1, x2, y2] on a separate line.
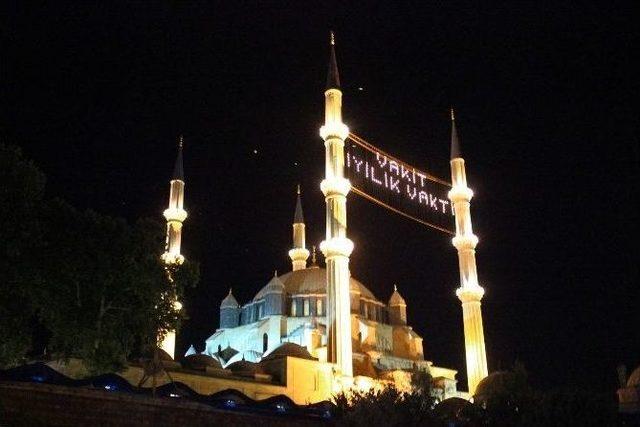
[155, 34, 487, 402]
[202, 188, 458, 397]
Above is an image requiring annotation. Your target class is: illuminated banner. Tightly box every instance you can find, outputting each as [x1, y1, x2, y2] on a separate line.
[345, 134, 454, 234]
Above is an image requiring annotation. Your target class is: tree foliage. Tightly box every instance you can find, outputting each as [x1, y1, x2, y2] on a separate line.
[0, 144, 45, 367]
[333, 370, 437, 427]
[333, 364, 620, 426]
[0, 144, 199, 373]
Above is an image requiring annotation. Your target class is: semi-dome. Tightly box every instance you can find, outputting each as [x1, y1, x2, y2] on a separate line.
[254, 267, 379, 302]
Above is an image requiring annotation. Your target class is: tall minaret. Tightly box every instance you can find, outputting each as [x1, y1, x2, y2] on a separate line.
[161, 135, 187, 265]
[447, 110, 488, 394]
[288, 185, 310, 271]
[319, 32, 354, 378]
[159, 135, 187, 359]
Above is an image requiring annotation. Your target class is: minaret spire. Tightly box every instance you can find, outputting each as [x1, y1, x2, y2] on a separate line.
[450, 108, 462, 160]
[162, 135, 188, 266]
[173, 135, 184, 180]
[289, 185, 310, 271]
[159, 135, 188, 359]
[319, 32, 354, 379]
[326, 31, 341, 90]
[447, 113, 488, 394]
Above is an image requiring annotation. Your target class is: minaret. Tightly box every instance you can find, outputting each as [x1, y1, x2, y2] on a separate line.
[319, 32, 354, 378]
[447, 110, 488, 394]
[288, 185, 310, 271]
[161, 135, 187, 265]
[159, 135, 187, 359]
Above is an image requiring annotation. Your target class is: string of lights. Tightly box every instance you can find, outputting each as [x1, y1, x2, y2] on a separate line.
[345, 133, 455, 235]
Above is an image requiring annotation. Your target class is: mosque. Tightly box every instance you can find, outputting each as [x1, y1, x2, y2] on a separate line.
[156, 34, 487, 403]
[200, 188, 459, 398]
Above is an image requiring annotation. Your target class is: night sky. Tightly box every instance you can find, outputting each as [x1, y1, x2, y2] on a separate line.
[3, 2, 637, 392]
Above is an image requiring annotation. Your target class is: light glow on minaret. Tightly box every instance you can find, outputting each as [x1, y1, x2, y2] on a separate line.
[161, 135, 187, 266]
[447, 110, 488, 395]
[319, 32, 354, 378]
[289, 185, 310, 271]
[159, 135, 187, 359]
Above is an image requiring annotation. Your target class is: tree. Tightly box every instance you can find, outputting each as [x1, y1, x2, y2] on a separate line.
[35, 201, 199, 374]
[0, 144, 45, 367]
[333, 373, 438, 427]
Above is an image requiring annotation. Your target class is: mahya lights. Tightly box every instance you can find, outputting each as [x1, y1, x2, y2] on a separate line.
[345, 149, 452, 215]
[447, 109, 488, 395]
[159, 135, 187, 359]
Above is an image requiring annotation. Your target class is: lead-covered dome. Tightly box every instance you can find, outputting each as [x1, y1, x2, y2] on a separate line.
[253, 267, 379, 302]
[221, 289, 239, 308]
[388, 285, 406, 306]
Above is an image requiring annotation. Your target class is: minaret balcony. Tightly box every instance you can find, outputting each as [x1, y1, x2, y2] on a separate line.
[163, 207, 187, 222]
[288, 247, 310, 261]
[452, 234, 479, 250]
[448, 186, 474, 203]
[161, 252, 185, 265]
[320, 177, 351, 198]
[320, 123, 349, 141]
[320, 237, 354, 259]
[456, 285, 485, 303]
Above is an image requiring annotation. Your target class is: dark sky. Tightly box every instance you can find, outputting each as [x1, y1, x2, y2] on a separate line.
[2, 2, 637, 392]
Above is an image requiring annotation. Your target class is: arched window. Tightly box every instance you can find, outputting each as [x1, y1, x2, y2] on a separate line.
[263, 333, 268, 353]
[291, 299, 297, 316]
[316, 298, 323, 316]
[303, 299, 310, 316]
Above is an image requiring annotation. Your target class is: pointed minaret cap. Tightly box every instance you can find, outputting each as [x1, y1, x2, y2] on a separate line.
[184, 344, 197, 357]
[326, 31, 341, 90]
[450, 109, 462, 160]
[221, 288, 239, 308]
[293, 185, 304, 223]
[173, 135, 185, 180]
[389, 284, 407, 306]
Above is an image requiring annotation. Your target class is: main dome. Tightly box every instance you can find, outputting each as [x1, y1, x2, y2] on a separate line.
[253, 267, 379, 302]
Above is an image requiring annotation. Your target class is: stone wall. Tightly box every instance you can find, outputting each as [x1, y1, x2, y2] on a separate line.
[0, 382, 325, 426]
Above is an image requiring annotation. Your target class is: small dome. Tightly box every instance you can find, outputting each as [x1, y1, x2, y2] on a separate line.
[225, 350, 263, 365]
[227, 360, 261, 377]
[388, 285, 406, 306]
[262, 342, 316, 361]
[221, 289, 239, 308]
[628, 366, 640, 387]
[253, 274, 285, 301]
[182, 354, 222, 371]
